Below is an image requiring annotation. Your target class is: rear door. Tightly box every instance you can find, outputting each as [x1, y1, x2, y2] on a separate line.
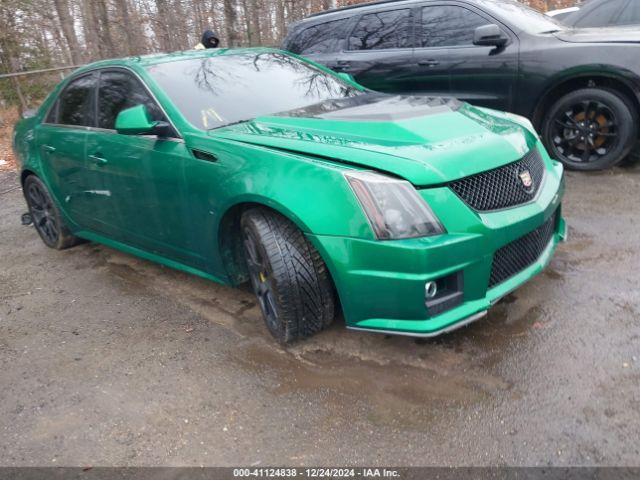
[36, 73, 96, 228]
[416, 2, 518, 111]
[331, 8, 417, 93]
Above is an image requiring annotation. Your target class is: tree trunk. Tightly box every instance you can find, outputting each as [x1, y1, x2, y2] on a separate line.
[223, 0, 241, 47]
[275, 0, 285, 43]
[81, 0, 102, 60]
[115, 0, 138, 56]
[250, 0, 262, 45]
[53, 0, 83, 64]
[96, 0, 116, 58]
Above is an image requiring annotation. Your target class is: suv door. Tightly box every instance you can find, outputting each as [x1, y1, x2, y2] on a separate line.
[84, 69, 200, 267]
[37, 73, 96, 228]
[416, 2, 518, 111]
[333, 8, 417, 93]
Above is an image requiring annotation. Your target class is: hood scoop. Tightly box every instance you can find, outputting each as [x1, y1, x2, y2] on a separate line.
[276, 93, 461, 122]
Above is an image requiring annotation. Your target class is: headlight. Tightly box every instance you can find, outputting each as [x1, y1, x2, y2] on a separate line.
[344, 170, 445, 240]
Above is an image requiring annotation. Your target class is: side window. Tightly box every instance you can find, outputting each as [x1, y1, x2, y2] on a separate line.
[289, 19, 348, 55]
[58, 75, 96, 127]
[614, 1, 640, 26]
[348, 9, 412, 51]
[574, 0, 624, 27]
[97, 70, 165, 130]
[420, 6, 490, 48]
[45, 100, 59, 124]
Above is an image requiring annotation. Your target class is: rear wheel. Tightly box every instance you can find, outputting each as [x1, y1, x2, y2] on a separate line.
[241, 208, 335, 343]
[23, 175, 80, 250]
[542, 88, 638, 171]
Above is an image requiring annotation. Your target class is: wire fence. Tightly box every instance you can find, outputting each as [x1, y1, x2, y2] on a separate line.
[0, 65, 82, 113]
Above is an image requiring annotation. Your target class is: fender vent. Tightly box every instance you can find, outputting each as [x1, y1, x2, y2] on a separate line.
[192, 149, 218, 162]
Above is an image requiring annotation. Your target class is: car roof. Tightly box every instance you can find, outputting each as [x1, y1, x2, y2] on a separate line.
[71, 47, 284, 75]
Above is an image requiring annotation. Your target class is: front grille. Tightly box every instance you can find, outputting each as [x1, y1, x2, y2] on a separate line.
[488, 210, 558, 288]
[450, 148, 545, 211]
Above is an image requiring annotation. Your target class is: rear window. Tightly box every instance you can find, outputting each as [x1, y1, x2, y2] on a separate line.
[57, 74, 96, 127]
[348, 9, 412, 50]
[287, 18, 348, 55]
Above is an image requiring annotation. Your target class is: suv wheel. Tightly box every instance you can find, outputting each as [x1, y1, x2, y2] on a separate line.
[542, 88, 638, 170]
[240, 208, 335, 343]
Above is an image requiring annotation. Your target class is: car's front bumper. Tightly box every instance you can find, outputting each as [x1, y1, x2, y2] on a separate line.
[308, 156, 566, 337]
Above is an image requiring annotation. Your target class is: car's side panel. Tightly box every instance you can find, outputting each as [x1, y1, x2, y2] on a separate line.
[182, 133, 373, 280]
[515, 41, 640, 119]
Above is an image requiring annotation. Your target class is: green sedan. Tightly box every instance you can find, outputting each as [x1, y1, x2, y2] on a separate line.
[12, 48, 567, 343]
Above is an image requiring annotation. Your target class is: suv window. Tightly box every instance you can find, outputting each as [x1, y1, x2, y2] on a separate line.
[288, 18, 348, 55]
[348, 9, 412, 50]
[57, 74, 96, 126]
[97, 70, 165, 130]
[614, 0, 640, 26]
[420, 5, 490, 48]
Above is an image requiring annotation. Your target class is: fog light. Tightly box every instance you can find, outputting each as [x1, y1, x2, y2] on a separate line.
[425, 281, 438, 299]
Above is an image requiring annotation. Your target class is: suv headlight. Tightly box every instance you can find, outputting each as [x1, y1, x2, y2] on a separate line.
[344, 170, 445, 240]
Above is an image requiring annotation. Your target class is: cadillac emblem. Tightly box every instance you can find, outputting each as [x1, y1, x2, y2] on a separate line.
[518, 169, 534, 192]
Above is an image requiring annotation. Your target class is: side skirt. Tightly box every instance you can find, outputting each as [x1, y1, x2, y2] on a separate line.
[75, 230, 230, 286]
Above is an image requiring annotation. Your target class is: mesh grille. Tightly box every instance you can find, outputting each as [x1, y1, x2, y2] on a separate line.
[450, 148, 545, 211]
[489, 211, 558, 288]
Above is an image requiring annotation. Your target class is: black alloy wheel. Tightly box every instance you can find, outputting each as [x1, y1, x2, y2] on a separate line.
[23, 175, 80, 250]
[543, 88, 638, 171]
[243, 228, 280, 334]
[240, 208, 335, 343]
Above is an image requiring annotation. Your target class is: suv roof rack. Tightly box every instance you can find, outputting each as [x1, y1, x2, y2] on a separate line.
[308, 0, 409, 18]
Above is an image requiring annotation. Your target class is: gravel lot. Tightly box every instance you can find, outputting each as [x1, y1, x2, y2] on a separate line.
[0, 165, 639, 467]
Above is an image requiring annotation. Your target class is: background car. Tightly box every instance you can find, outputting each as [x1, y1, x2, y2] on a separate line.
[552, 0, 640, 28]
[13, 48, 565, 343]
[546, 5, 580, 20]
[282, 0, 640, 170]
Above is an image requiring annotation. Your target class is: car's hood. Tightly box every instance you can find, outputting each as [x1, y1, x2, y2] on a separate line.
[209, 94, 538, 186]
[555, 26, 640, 44]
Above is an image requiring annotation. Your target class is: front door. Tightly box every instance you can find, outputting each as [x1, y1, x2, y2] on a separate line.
[83, 69, 201, 267]
[416, 3, 518, 111]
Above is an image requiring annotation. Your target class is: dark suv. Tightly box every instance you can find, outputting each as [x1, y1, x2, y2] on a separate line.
[282, 0, 640, 170]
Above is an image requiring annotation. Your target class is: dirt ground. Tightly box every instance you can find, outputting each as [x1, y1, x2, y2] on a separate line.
[1, 159, 639, 466]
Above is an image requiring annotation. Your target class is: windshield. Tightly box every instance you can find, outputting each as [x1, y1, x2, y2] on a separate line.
[481, 0, 566, 34]
[147, 52, 362, 130]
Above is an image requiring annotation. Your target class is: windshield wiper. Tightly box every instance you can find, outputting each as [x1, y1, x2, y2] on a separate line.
[207, 118, 254, 131]
[540, 29, 562, 34]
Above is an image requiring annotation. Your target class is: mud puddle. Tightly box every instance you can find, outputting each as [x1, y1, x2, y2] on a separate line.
[67, 242, 569, 429]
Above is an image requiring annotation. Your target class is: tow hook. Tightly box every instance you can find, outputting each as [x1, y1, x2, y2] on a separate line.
[21, 212, 33, 226]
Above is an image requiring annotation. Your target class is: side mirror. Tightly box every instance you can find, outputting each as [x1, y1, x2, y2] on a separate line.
[115, 104, 168, 136]
[473, 24, 508, 47]
[337, 72, 356, 84]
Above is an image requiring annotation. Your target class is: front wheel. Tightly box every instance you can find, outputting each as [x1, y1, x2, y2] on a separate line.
[542, 88, 638, 171]
[241, 208, 335, 343]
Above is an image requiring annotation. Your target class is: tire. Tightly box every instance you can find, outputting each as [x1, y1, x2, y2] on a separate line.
[240, 208, 335, 343]
[541, 88, 638, 171]
[23, 175, 80, 250]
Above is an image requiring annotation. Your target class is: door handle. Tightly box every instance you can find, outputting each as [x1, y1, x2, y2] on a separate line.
[89, 154, 108, 166]
[418, 59, 440, 67]
[333, 60, 351, 71]
[43, 145, 56, 153]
